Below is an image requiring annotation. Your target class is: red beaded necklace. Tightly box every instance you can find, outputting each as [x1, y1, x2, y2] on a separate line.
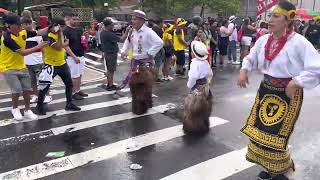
[264, 29, 293, 61]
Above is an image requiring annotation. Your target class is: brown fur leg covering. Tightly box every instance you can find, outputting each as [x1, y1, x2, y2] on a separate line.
[183, 93, 212, 135]
[130, 67, 154, 115]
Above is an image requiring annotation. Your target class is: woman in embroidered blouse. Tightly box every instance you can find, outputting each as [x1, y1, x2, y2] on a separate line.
[238, 1, 320, 180]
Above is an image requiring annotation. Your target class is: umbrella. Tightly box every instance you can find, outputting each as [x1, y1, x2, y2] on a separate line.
[0, 8, 9, 13]
[296, 9, 313, 20]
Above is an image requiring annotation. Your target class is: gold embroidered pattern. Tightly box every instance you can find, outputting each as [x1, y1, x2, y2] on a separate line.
[242, 126, 286, 150]
[246, 142, 293, 174]
[279, 89, 303, 136]
[241, 83, 303, 151]
[259, 95, 288, 126]
[247, 91, 260, 126]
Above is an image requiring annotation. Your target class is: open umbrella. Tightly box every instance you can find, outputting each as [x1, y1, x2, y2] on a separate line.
[296, 9, 313, 20]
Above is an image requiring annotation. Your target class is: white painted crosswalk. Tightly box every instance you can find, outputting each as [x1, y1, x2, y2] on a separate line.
[0, 82, 256, 180]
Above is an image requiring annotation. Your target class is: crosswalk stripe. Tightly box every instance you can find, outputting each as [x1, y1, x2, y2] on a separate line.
[160, 148, 254, 180]
[0, 117, 229, 180]
[83, 57, 102, 65]
[0, 88, 130, 113]
[0, 84, 100, 104]
[0, 104, 176, 147]
[86, 52, 102, 59]
[0, 97, 132, 127]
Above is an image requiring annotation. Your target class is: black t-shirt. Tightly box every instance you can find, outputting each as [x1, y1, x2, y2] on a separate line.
[152, 25, 163, 39]
[100, 29, 120, 54]
[63, 26, 84, 57]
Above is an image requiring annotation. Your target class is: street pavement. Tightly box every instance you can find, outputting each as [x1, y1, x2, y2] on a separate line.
[0, 50, 319, 180]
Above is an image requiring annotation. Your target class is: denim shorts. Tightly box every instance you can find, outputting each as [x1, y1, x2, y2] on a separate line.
[3, 68, 32, 94]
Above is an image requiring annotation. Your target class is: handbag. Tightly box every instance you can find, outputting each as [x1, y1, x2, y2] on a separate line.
[237, 27, 244, 42]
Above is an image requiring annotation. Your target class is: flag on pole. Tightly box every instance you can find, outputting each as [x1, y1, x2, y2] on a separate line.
[257, 0, 279, 16]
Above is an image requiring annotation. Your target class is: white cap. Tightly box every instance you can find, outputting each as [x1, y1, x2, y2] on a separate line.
[132, 10, 147, 20]
[191, 41, 208, 61]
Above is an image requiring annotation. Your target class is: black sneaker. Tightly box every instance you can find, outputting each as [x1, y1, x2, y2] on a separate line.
[35, 105, 47, 115]
[65, 103, 81, 111]
[72, 93, 84, 100]
[272, 174, 289, 180]
[106, 85, 117, 91]
[258, 171, 272, 180]
[78, 91, 88, 97]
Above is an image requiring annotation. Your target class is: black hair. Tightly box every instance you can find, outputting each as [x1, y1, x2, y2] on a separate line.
[260, 21, 268, 29]
[48, 16, 65, 30]
[154, 18, 163, 25]
[278, 0, 296, 13]
[4, 14, 20, 25]
[221, 20, 228, 26]
[51, 17, 65, 26]
[277, 0, 296, 28]
[20, 17, 32, 24]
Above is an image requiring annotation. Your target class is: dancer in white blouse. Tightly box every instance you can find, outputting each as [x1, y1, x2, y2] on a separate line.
[183, 41, 213, 135]
[238, 1, 320, 180]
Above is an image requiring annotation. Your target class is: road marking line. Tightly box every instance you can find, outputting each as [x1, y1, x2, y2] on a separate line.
[0, 117, 228, 180]
[0, 93, 158, 127]
[0, 84, 100, 104]
[83, 57, 102, 65]
[160, 147, 254, 180]
[86, 52, 102, 59]
[0, 104, 176, 147]
[0, 89, 130, 113]
[0, 97, 132, 127]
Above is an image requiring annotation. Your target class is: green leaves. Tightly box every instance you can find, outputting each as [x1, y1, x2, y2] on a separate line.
[70, 0, 119, 8]
[141, 0, 240, 17]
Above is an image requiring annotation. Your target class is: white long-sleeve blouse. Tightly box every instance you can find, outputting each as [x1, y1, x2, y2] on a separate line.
[241, 33, 320, 89]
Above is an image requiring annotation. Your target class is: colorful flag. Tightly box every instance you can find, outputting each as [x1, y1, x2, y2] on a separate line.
[257, 0, 279, 16]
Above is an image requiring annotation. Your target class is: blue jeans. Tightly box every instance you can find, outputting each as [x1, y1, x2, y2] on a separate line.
[227, 40, 237, 62]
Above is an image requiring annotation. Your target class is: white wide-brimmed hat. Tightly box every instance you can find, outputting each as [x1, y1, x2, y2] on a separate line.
[191, 41, 208, 61]
[229, 15, 237, 23]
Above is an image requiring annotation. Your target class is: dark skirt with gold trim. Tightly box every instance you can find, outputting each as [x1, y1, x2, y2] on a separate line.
[183, 79, 212, 135]
[241, 74, 303, 174]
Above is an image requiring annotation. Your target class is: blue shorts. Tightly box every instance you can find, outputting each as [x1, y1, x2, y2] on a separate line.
[175, 50, 185, 66]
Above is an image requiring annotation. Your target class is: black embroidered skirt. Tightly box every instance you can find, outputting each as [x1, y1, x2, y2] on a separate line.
[241, 74, 303, 174]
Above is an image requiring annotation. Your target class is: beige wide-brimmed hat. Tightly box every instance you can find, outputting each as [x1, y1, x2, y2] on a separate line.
[191, 41, 208, 61]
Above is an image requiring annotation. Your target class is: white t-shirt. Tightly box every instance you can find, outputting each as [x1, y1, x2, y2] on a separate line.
[228, 23, 237, 41]
[24, 36, 43, 65]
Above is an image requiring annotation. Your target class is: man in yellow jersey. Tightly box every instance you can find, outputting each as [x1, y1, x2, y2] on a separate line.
[173, 18, 188, 76]
[36, 17, 81, 115]
[0, 14, 47, 121]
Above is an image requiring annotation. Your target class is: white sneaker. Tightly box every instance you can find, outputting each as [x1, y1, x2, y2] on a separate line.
[232, 61, 240, 65]
[11, 108, 23, 121]
[30, 96, 38, 104]
[24, 110, 38, 120]
[228, 60, 232, 64]
[44, 96, 53, 103]
[168, 76, 174, 80]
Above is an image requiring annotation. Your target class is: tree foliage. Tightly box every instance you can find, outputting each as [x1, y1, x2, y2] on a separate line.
[141, 0, 240, 18]
[70, 0, 119, 8]
[0, 0, 16, 11]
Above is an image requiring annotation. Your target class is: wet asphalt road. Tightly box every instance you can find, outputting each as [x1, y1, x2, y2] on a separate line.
[0, 54, 320, 180]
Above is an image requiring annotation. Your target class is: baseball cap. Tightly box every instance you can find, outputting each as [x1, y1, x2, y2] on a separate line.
[103, 18, 113, 26]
